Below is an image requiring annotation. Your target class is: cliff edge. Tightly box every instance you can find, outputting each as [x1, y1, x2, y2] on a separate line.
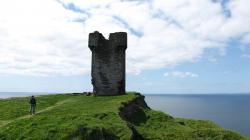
[0, 93, 248, 140]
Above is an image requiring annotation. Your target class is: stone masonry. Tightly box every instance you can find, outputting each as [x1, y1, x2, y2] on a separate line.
[88, 31, 127, 96]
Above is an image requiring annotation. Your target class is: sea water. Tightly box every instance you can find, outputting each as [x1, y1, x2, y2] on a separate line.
[0, 92, 48, 98]
[145, 94, 250, 136]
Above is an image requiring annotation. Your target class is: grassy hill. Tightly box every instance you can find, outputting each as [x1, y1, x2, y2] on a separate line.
[0, 92, 248, 140]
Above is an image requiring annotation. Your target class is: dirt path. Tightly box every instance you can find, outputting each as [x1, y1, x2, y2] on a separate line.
[0, 99, 71, 128]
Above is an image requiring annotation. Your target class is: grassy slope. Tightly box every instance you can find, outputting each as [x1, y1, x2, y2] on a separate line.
[134, 109, 248, 140]
[0, 93, 248, 140]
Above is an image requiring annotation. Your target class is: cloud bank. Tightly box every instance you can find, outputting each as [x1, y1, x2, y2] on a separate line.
[0, 0, 249, 76]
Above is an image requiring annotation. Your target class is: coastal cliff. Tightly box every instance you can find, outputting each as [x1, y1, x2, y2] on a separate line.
[0, 93, 248, 140]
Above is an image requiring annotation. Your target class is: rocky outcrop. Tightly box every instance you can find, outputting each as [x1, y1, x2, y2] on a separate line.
[118, 93, 150, 140]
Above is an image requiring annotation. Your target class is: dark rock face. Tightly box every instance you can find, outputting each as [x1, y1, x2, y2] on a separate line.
[89, 31, 127, 96]
[119, 94, 150, 124]
[118, 93, 150, 140]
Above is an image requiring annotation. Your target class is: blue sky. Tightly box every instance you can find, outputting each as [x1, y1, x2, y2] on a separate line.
[0, 0, 250, 94]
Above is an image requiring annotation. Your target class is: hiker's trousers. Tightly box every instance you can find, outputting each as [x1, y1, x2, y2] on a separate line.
[30, 104, 36, 115]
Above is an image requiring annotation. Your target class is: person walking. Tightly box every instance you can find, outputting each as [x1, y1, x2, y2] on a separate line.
[29, 95, 36, 115]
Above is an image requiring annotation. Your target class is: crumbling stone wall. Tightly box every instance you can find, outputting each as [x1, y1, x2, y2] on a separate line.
[88, 31, 127, 96]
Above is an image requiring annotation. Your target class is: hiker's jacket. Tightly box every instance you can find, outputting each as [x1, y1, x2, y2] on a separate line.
[29, 97, 36, 105]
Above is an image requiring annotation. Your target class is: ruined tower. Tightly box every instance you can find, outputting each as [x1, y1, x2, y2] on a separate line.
[88, 31, 127, 96]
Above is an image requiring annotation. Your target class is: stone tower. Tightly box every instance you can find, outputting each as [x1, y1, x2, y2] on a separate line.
[88, 31, 127, 96]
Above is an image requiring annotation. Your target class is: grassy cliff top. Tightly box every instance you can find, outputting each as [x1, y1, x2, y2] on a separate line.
[0, 93, 248, 140]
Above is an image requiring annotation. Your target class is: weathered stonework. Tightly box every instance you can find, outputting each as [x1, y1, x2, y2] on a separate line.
[88, 31, 127, 96]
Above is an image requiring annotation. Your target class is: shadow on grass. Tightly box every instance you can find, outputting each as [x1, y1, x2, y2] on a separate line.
[64, 125, 118, 140]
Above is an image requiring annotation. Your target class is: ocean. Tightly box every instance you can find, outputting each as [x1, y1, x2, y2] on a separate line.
[145, 94, 250, 137]
[1, 93, 249, 136]
[0, 92, 58, 99]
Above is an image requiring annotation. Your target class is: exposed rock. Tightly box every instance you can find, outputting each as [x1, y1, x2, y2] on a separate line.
[118, 93, 150, 140]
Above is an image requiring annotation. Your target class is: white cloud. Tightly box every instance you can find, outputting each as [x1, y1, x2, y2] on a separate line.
[0, 0, 90, 76]
[208, 58, 218, 63]
[164, 71, 199, 78]
[0, 0, 249, 76]
[241, 54, 250, 58]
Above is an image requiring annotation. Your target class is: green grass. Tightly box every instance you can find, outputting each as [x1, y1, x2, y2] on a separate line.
[133, 109, 248, 140]
[0, 93, 248, 140]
